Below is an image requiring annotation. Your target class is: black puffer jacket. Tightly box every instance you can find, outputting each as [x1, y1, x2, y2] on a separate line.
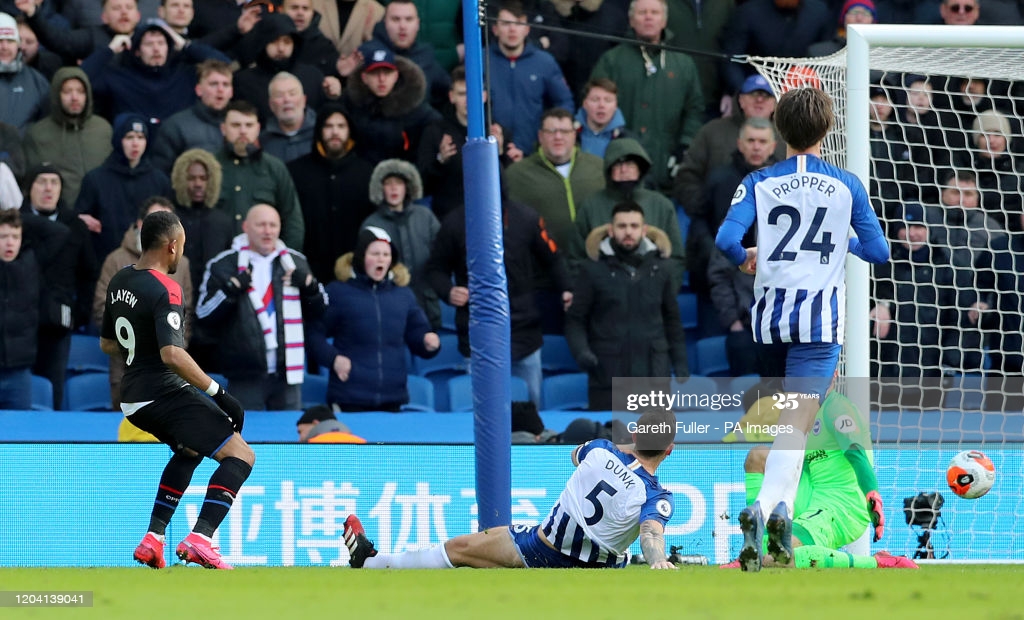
[425, 200, 570, 361]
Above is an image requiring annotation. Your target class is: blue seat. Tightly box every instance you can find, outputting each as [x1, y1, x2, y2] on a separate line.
[677, 293, 698, 330]
[31, 375, 54, 411]
[695, 336, 730, 377]
[301, 374, 328, 408]
[440, 303, 457, 333]
[670, 376, 720, 410]
[729, 375, 762, 400]
[413, 333, 466, 377]
[63, 373, 112, 411]
[541, 373, 589, 410]
[944, 373, 985, 412]
[67, 334, 109, 375]
[403, 375, 435, 412]
[447, 375, 529, 412]
[541, 334, 579, 376]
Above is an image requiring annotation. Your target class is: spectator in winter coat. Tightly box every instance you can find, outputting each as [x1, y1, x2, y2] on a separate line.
[360, 158, 440, 329]
[21, 164, 97, 410]
[0, 208, 68, 409]
[288, 103, 375, 282]
[310, 226, 440, 411]
[149, 59, 234, 173]
[416, 65, 523, 221]
[487, 1, 574, 153]
[566, 201, 688, 410]
[75, 113, 173, 264]
[0, 12, 49, 130]
[16, 0, 140, 64]
[282, 0, 340, 79]
[23, 67, 112, 206]
[260, 72, 316, 164]
[342, 42, 440, 165]
[82, 18, 231, 125]
[370, 0, 449, 110]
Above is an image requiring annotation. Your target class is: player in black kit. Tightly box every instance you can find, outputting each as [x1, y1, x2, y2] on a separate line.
[101, 210, 255, 570]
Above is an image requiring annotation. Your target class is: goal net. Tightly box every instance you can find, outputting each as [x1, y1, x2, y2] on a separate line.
[744, 25, 1024, 561]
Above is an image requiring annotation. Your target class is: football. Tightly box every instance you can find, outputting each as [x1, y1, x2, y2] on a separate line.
[946, 450, 996, 499]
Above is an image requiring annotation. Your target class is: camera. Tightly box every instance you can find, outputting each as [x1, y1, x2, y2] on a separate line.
[903, 491, 943, 529]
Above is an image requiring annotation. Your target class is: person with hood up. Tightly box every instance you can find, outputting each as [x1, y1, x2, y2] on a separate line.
[82, 18, 230, 125]
[233, 12, 334, 122]
[573, 137, 683, 286]
[360, 158, 440, 329]
[75, 112, 173, 264]
[23, 67, 112, 207]
[309, 226, 440, 412]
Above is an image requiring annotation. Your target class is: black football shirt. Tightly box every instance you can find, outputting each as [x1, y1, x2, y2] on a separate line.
[101, 267, 188, 403]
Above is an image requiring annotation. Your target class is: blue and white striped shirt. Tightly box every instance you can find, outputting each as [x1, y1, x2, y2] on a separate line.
[541, 439, 673, 566]
[716, 154, 885, 344]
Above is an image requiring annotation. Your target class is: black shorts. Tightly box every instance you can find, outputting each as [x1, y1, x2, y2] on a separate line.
[128, 385, 235, 457]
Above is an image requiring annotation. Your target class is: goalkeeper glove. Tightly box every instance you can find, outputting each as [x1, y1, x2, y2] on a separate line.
[866, 490, 885, 542]
[214, 387, 245, 433]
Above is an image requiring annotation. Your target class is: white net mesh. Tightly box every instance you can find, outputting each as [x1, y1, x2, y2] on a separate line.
[742, 45, 1024, 560]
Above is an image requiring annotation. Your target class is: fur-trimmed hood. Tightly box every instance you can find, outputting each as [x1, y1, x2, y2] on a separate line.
[548, 0, 604, 17]
[369, 158, 423, 204]
[333, 251, 411, 286]
[170, 148, 223, 208]
[584, 224, 671, 261]
[344, 55, 429, 119]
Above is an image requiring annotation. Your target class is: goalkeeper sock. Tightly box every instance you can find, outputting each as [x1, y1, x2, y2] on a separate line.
[363, 544, 454, 569]
[794, 545, 878, 569]
[193, 457, 252, 537]
[148, 452, 202, 536]
[756, 428, 807, 520]
[744, 473, 764, 506]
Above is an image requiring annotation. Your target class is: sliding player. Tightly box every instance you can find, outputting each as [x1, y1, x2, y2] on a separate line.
[715, 87, 889, 571]
[343, 409, 678, 569]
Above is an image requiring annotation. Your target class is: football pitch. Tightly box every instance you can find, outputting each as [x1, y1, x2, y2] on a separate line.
[2, 565, 1022, 619]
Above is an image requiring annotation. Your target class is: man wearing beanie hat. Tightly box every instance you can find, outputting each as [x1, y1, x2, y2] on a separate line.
[0, 12, 49, 131]
[20, 163, 97, 410]
[360, 158, 441, 328]
[82, 17, 230, 125]
[288, 103, 375, 282]
[309, 225, 439, 411]
[808, 0, 875, 57]
[76, 113, 173, 264]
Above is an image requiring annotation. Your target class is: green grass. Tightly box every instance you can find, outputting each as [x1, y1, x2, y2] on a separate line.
[1, 565, 1022, 619]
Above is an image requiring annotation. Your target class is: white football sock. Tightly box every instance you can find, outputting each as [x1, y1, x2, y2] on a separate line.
[755, 428, 808, 521]
[363, 544, 454, 569]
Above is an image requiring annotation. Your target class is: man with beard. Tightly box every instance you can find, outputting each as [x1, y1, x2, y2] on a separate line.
[23, 68, 112, 206]
[565, 201, 688, 410]
[215, 100, 304, 250]
[573, 137, 683, 286]
[288, 103, 375, 283]
[82, 19, 230, 125]
[150, 59, 234, 173]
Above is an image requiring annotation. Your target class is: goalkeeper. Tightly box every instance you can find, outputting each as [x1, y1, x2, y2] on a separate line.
[724, 389, 915, 568]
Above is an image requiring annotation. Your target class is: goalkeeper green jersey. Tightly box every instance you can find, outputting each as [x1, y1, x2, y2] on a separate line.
[803, 391, 874, 492]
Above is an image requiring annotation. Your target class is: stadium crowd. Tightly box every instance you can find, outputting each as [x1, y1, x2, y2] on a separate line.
[1, 0, 1023, 414]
